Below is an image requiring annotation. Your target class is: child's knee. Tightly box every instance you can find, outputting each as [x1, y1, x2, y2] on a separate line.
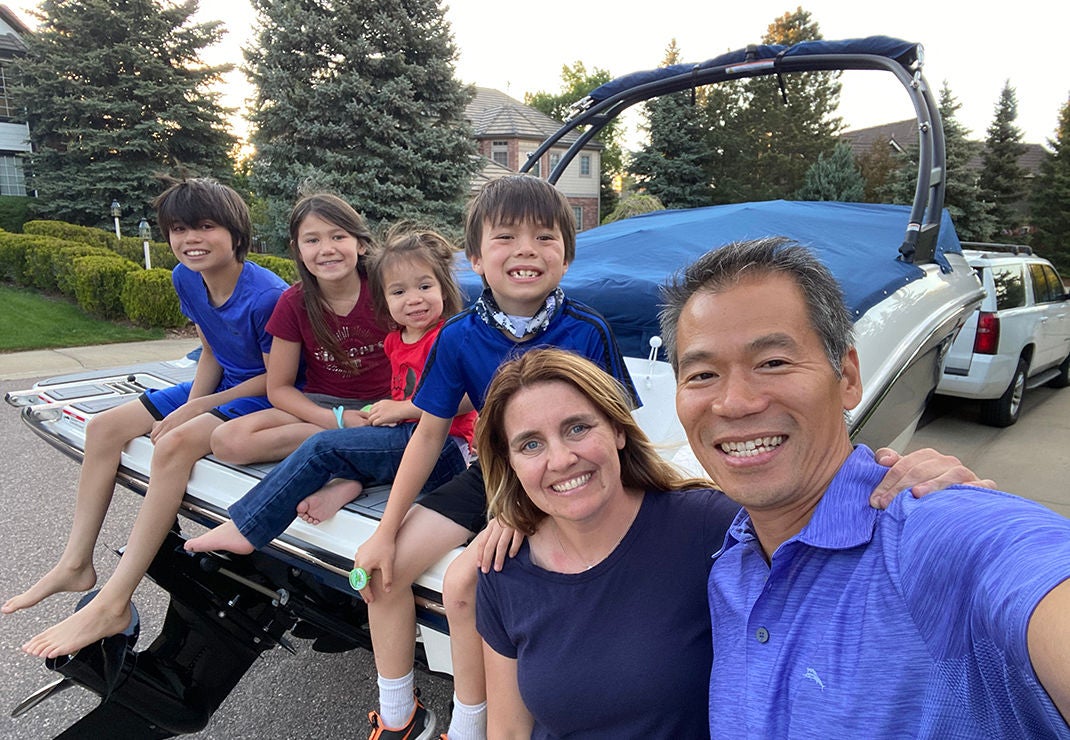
[209, 425, 251, 464]
[442, 553, 478, 616]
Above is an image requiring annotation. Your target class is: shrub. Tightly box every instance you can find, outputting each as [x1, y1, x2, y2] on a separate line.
[113, 235, 178, 270]
[0, 231, 30, 282]
[72, 255, 140, 319]
[0, 196, 31, 232]
[23, 220, 118, 249]
[248, 252, 298, 284]
[601, 193, 666, 224]
[23, 235, 93, 292]
[122, 268, 186, 328]
[55, 245, 116, 296]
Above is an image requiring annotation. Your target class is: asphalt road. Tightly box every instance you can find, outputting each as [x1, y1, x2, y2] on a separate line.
[1, 375, 1068, 738]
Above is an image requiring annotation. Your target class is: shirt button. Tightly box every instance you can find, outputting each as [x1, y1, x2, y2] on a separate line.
[755, 627, 770, 643]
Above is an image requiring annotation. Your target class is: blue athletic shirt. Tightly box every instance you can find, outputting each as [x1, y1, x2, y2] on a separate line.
[708, 445, 1070, 739]
[413, 295, 638, 416]
[172, 260, 287, 391]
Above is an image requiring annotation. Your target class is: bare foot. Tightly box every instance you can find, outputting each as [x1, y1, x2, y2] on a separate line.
[23, 597, 132, 659]
[296, 479, 364, 525]
[184, 520, 255, 555]
[2, 563, 97, 615]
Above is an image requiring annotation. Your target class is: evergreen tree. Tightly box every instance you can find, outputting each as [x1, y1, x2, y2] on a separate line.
[794, 142, 865, 201]
[856, 138, 899, 203]
[979, 81, 1028, 235]
[710, 8, 843, 202]
[1031, 95, 1070, 273]
[628, 41, 713, 209]
[13, 0, 236, 231]
[247, 0, 476, 248]
[526, 62, 622, 221]
[887, 83, 995, 241]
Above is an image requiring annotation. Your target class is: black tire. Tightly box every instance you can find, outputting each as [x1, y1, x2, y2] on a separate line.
[980, 358, 1027, 427]
[1047, 351, 1070, 389]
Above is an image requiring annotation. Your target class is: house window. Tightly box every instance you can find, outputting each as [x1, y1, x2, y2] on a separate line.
[525, 153, 540, 177]
[0, 66, 13, 120]
[549, 152, 561, 173]
[572, 206, 583, 230]
[579, 154, 591, 177]
[0, 155, 27, 196]
[491, 140, 509, 168]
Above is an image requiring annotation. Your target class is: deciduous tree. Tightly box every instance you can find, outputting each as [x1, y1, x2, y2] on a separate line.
[13, 0, 236, 232]
[246, 0, 476, 248]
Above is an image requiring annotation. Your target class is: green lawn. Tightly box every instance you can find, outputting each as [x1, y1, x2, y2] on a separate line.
[0, 285, 164, 352]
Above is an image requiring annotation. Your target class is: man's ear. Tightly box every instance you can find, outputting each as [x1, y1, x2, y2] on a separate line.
[840, 347, 863, 411]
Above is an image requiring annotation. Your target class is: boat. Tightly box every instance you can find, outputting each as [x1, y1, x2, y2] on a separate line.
[6, 36, 983, 736]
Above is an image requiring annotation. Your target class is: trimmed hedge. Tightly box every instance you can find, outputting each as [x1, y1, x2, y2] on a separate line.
[22, 235, 94, 292]
[23, 219, 117, 249]
[248, 252, 298, 284]
[0, 230, 30, 282]
[0, 196, 31, 233]
[72, 255, 141, 319]
[122, 268, 186, 328]
[55, 245, 117, 296]
[113, 235, 178, 270]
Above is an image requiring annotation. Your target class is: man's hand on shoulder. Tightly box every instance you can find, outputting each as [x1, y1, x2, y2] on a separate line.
[869, 447, 997, 509]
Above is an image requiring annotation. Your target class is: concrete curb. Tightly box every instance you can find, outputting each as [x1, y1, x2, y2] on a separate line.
[0, 338, 200, 381]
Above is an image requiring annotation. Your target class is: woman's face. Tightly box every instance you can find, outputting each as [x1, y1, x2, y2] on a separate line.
[503, 380, 627, 526]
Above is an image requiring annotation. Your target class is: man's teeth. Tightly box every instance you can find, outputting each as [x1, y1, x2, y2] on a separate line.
[720, 436, 784, 457]
[511, 269, 539, 278]
[552, 473, 591, 492]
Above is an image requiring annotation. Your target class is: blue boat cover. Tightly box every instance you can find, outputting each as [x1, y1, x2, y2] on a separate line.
[456, 200, 962, 359]
[586, 36, 918, 104]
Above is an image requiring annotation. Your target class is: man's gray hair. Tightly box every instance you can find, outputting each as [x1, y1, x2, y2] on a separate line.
[659, 236, 854, 375]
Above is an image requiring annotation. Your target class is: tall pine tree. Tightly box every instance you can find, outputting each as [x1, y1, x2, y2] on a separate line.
[1031, 95, 1070, 273]
[246, 0, 476, 247]
[628, 41, 713, 209]
[979, 81, 1027, 235]
[14, 0, 236, 231]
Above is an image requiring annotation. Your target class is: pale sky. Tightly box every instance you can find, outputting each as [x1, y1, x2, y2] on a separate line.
[5, 0, 1067, 148]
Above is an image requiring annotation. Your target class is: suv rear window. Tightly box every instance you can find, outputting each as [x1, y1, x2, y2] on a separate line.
[989, 264, 1026, 310]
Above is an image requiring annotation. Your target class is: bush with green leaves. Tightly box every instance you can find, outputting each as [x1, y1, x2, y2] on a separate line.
[55, 245, 117, 296]
[0, 230, 30, 282]
[23, 220, 117, 250]
[121, 268, 186, 328]
[23, 235, 93, 292]
[112, 235, 178, 270]
[247, 253, 298, 284]
[72, 255, 141, 319]
[0, 196, 32, 232]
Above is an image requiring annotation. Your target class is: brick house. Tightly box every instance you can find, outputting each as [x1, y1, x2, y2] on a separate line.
[0, 4, 29, 196]
[466, 87, 602, 231]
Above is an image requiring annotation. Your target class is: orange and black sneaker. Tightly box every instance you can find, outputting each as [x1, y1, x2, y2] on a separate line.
[366, 697, 436, 740]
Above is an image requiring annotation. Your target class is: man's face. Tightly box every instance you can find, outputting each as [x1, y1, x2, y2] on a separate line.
[469, 218, 568, 317]
[673, 273, 862, 515]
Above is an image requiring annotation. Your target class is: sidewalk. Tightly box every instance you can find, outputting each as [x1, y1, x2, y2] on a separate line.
[0, 338, 200, 381]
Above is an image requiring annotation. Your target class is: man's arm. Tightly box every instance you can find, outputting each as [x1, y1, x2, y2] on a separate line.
[1027, 578, 1070, 722]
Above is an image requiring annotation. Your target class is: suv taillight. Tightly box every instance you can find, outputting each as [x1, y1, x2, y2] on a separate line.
[974, 311, 1000, 354]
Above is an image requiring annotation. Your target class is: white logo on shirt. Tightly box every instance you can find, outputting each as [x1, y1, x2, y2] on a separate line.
[804, 667, 825, 690]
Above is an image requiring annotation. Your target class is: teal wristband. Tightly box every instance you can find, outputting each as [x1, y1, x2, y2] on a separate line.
[333, 405, 345, 429]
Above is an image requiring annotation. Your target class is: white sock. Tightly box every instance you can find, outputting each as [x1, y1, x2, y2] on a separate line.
[447, 694, 488, 740]
[377, 670, 416, 728]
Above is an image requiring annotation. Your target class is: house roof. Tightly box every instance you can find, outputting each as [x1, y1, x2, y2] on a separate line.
[842, 118, 1046, 177]
[0, 5, 30, 37]
[465, 87, 600, 149]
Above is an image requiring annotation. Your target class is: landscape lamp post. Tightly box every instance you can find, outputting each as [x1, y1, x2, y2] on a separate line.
[110, 200, 121, 239]
[138, 219, 152, 270]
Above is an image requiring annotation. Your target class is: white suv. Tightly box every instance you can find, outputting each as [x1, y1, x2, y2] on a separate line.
[937, 244, 1070, 426]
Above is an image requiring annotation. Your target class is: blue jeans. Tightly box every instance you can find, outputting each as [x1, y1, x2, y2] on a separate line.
[228, 422, 467, 548]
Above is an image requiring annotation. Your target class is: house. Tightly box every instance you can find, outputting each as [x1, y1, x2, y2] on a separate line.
[466, 87, 601, 230]
[0, 4, 28, 196]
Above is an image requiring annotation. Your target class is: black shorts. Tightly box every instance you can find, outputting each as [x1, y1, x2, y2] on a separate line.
[416, 460, 487, 535]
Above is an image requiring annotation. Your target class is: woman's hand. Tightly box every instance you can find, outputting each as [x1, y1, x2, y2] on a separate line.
[869, 447, 996, 508]
[476, 517, 526, 573]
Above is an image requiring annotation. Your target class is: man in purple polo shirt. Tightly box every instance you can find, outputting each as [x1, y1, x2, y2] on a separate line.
[660, 236, 1070, 738]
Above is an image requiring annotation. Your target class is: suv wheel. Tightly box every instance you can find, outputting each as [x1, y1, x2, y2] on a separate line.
[1048, 352, 1070, 389]
[980, 358, 1027, 427]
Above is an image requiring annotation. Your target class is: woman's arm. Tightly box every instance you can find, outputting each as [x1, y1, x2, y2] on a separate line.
[483, 641, 534, 738]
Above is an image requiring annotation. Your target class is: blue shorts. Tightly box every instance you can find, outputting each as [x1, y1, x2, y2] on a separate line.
[140, 381, 273, 422]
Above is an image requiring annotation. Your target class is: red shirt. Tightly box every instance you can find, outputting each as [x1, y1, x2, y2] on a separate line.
[385, 321, 476, 444]
[266, 278, 390, 399]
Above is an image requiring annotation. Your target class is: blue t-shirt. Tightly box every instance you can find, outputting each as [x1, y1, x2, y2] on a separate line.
[708, 445, 1070, 739]
[413, 296, 638, 416]
[478, 489, 740, 739]
[172, 260, 287, 391]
